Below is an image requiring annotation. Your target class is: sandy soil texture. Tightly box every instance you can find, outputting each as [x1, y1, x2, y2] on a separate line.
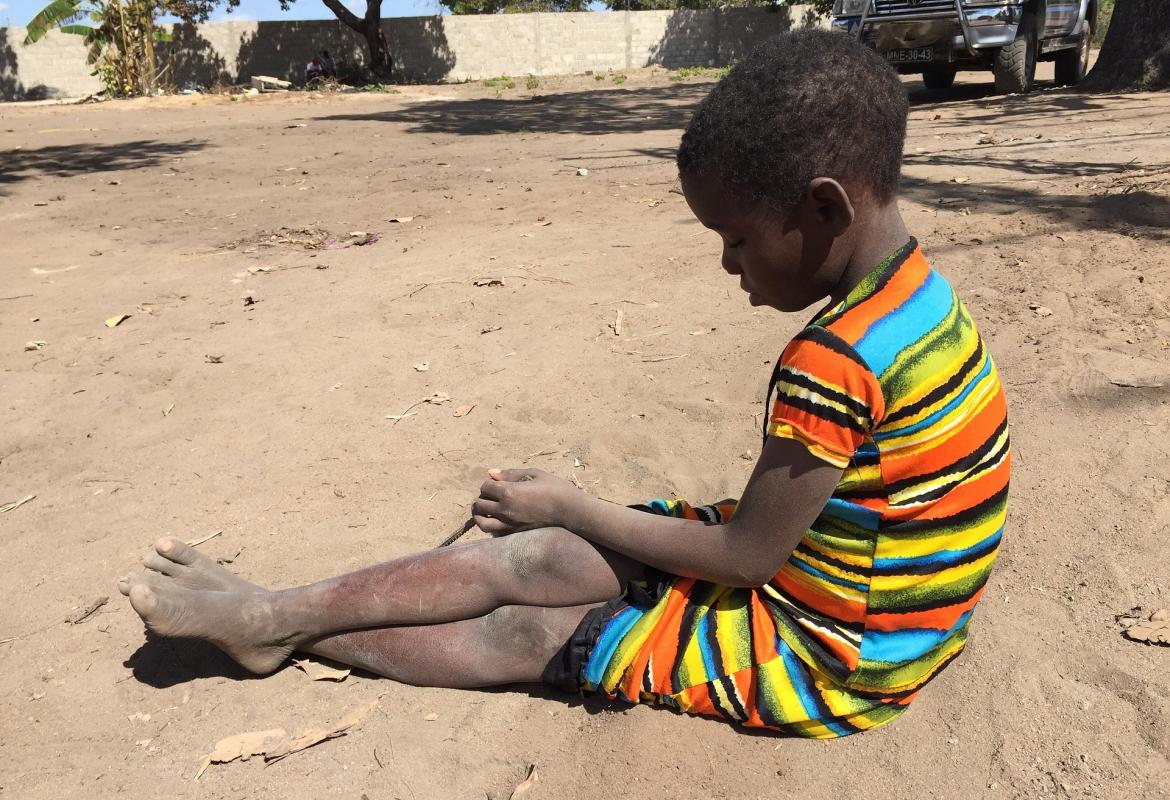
[1, 67, 1169, 799]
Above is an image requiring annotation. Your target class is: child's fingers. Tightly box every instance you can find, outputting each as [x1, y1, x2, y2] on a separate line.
[489, 468, 541, 482]
[472, 497, 502, 517]
[478, 480, 507, 500]
[472, 514, 511, 535]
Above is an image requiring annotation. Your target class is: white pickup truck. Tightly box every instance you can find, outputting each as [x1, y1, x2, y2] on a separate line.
[831, 0, 1099, 93]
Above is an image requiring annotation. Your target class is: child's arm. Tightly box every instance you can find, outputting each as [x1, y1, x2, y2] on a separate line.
[473, 436, 842, 587]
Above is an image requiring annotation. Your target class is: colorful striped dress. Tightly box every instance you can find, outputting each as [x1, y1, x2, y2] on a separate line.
[582, 240, 1011, 738]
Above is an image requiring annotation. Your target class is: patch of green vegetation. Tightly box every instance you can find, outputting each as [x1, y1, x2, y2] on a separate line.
[361, 83, 398, 93]
[526, 74, 540, 90]
[484, 74, 516, 90]
[610, 71, 627, 85]
[594, 73, 606, 81]
[1094, 0, 1114, 45]
[666, 64, 733, 82]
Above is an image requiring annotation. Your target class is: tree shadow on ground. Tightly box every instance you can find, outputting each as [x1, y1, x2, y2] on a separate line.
[314, 82, 711, 136]
[0, 139, 207, 194]
[901, 162, 1170, 239]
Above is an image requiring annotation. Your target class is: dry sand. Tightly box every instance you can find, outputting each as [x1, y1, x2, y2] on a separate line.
[1, 67, 1169, 799]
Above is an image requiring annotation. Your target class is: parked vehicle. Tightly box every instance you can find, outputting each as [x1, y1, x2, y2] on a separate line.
[831, 0, 1098, 93]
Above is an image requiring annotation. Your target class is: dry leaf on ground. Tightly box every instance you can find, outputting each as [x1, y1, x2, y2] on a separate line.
[1117, 607, 1170, 645]
[473, 278, 505, 287]
[293, 657, 351, 682]
[104, 314, 130, 328]
[195, 698, 378, 779]
[413, 362, 430, 372]
[388, 216, 414, 223]
[509, 764, 539, 799]
[453, 404, 475, 418]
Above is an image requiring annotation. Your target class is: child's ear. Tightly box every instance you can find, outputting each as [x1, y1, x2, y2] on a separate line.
[804, 178, 855, 237]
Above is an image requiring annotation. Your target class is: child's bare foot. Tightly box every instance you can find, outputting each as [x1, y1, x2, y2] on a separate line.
[117, 573, 294, 674]
[141, 537, 263, 593]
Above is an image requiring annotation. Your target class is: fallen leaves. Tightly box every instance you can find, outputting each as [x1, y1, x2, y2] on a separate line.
[195, 698, 379, 779]
[609, 309, 625, 337]
[510, 765, 539, 799]
[473, 278, 505, 288]
[388, 215, 414, 223]
[386, 392, 451, 423]
[65, 595, 108, 624]
[293, 657, 351, 682]
[104, 314, 131, 328]
[453, 404, 475, 418]
[205, 354, 224, 364]
[413, 362, 430, 372]
[1117, 607, 1170, 645]
[1028, 303, 1053, 317]
[24, 341, 47, 351]
[0, 494, 36, 513]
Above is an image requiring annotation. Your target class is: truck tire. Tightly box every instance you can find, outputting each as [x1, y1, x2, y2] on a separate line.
[922, 65, 957, 90]
[993, 13, 1037, 93]
[1054, 20, 1092, 85]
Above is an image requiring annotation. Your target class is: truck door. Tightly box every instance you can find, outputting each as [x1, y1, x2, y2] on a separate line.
[1044, 0, 1079, 36]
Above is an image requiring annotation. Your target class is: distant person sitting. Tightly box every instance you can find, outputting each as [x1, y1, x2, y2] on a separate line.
[320, 50, 337, 78]
[305, 57, 324, 83]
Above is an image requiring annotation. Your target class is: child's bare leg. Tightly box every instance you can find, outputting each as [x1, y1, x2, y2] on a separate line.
[302, 604, 596, 688]
[118, 527, 641, 674]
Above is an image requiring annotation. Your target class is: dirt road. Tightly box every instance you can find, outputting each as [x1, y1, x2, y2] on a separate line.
[2, 69, 1168, 799]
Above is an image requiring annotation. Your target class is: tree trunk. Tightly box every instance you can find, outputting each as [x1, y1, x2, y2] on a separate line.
[1082, 0, 1170, 91]
[320, 0, 393, 82]
[362, 1, 393, 81]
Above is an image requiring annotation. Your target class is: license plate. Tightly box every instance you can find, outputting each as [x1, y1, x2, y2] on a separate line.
[885, 47, 934, 63]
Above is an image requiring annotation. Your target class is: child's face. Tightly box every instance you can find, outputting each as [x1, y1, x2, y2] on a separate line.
[680, 172, 848, 313]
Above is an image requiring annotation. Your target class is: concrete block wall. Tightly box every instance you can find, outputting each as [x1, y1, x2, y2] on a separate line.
[1, 7, 823, 101]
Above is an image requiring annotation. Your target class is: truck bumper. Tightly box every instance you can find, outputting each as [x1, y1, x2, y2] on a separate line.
[831, 4, 1021, 52]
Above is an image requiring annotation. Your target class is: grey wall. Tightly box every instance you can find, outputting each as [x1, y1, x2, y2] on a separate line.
[1, 7, 823, 101]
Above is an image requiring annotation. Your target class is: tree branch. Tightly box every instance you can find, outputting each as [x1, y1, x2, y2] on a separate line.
[320, 0, 364, 32]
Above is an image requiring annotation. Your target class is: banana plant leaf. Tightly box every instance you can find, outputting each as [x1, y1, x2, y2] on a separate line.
[58, 23, 96, 36]
[23, 0, 85, 44]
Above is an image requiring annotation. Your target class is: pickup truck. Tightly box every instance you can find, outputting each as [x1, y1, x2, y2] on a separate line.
[831, 1, 1099, 93]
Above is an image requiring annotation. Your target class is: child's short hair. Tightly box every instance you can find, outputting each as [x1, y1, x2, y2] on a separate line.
[677, 29, 909, 211]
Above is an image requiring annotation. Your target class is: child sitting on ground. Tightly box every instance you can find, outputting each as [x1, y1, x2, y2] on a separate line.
[119, 29, 1010, 738]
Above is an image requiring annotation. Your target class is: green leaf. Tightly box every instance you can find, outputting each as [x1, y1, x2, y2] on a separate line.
[58, 23, 95, 35]
[23, 0, 85, 44]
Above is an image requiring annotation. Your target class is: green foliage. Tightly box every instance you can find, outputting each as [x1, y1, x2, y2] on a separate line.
[361, 83, 398, 92]
[611, 71, 627, 84]
[483, 74, 515, 89]
[1094, 0, 1115, 45]
[525, 74, 540, 89]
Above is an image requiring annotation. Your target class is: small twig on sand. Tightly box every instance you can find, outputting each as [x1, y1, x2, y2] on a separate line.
[390, 278, 459, 302]
[0, 494, 36, 513]
[186, 529, 224, 547]
[508, 266, 573, 285]
[523, 449, 560, 463]
[65, 595, 108, 624]
[436, 518, 475, 548]
[642, 354, 687, 363]
[0, 294, 33, 302]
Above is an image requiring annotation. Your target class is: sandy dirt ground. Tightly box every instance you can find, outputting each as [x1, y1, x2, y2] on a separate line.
[2, 64, 1169, 799]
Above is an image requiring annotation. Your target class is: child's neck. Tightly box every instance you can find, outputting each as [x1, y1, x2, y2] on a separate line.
[829, 203, 911, 305]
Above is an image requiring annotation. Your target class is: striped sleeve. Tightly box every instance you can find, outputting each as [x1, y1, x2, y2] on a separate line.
[767, 327, 885, 469]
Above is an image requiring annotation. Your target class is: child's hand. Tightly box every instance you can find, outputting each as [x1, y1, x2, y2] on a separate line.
[472, 468, 578, 535]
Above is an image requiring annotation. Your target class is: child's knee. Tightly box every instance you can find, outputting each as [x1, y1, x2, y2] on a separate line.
[500, 528, 571, 581]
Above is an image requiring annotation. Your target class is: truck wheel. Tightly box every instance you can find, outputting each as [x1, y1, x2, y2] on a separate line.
[993, 13, 1037, 93]
[922, 65, 957, 90]
[1054, 20, 1092, 85]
